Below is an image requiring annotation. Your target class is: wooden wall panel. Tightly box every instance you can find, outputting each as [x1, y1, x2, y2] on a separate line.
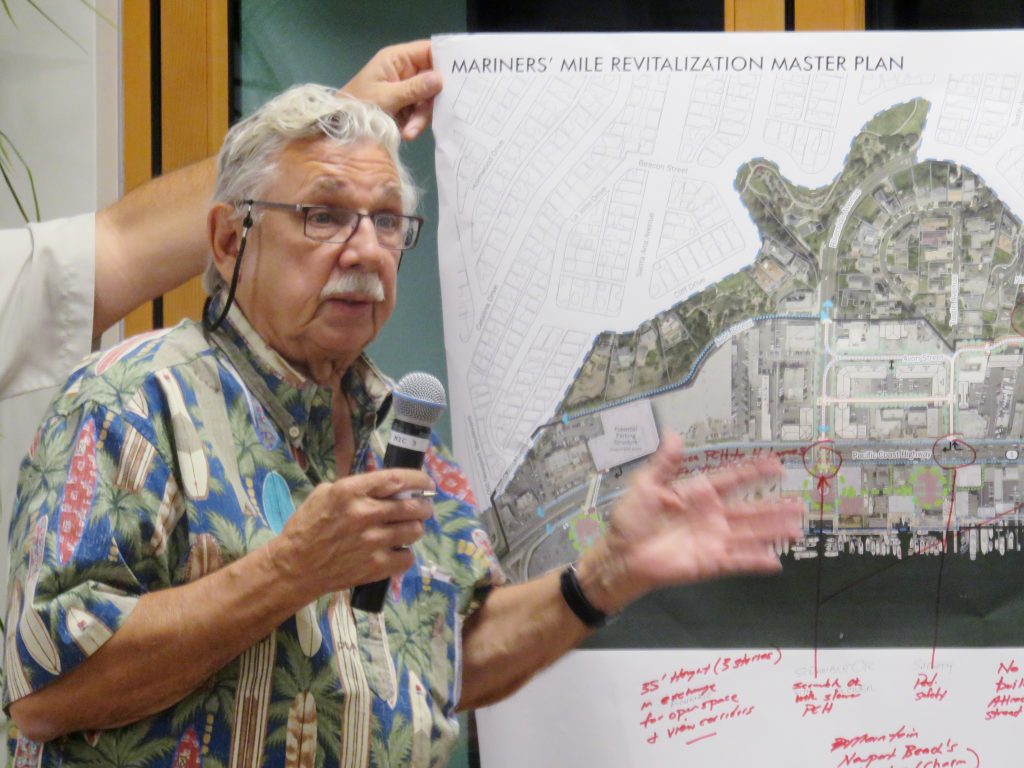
[121, 0, 228, 334]
[725, 0, 786, 31]
[795, 0, 866, 30]
[725, 0, 866, 31]
[122, 1, 153, 337]
[160, 0, 228, 327]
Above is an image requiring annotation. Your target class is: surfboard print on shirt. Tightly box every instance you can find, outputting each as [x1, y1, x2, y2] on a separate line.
[21, 515, 61, 675]
[149, 476, 182, 557]
[186, 533, 224, 582]
[114, 423, 156, 493]
[173, 726, 202, 768]
[5, 583, 32, 700]
[261, 472, 294, 534]
[65, 606, 113, 656]
[95, 329, 168, 375]
[12, 733, 42, 768]
[58, 420, 98, 566]
[228, 634, 276, 768]
[156, 368, 210, 500]
[294, 602, 323, 658]
[285, 691, 318, 768]
[329, 594, 371, 768]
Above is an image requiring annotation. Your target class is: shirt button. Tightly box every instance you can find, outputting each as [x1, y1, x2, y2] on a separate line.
[288, 426, 301, 439]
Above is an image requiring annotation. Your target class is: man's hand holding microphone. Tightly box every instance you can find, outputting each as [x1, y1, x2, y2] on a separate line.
[265, 373, 446, 610]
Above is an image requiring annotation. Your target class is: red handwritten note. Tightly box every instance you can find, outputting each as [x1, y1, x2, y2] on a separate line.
[793, 676, 864, 717]
[914, 672, 949, 702]
[638, 649, 780, 746]
[985, 659, 1024, 721]
[830, 726, 979, 768]
[680, 446, 805, 475]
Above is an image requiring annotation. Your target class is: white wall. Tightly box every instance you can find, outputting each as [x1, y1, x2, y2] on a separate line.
[0, 0, 119, 225]
[0, 0, 120, 684]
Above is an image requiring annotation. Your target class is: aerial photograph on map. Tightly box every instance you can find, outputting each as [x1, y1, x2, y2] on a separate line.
[478, 98, 1024, 648]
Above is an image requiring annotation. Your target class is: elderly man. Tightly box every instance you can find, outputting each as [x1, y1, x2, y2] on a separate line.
[4, 86, 802, 767]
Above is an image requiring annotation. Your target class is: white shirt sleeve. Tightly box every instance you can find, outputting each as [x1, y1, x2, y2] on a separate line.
[0, 214, 95, 400]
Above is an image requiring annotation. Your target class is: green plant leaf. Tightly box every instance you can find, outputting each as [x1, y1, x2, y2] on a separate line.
[1, 0, 116, 219]
[0, 130, 41, 223]
[76, 0, 116, 28]
[22, 0, 87, 53]
[0, 164, 32, 223]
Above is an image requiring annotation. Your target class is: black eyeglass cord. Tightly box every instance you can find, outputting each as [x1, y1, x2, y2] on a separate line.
[204, 205, 254, 334]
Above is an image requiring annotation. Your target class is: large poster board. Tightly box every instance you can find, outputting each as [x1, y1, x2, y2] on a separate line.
[432, 30, 1024, 766]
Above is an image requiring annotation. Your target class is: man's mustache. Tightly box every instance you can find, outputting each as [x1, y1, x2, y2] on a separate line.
[320, 272, 385, 302]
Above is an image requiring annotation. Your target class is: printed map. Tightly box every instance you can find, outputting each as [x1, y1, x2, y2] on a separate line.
[433, 31, 1024, 583]
[433, 31, 1024, 768]
[496, 95, 1024, 582]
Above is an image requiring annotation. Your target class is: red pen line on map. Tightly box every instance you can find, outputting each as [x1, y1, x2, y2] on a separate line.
[813, 479, 827, 678]
[931, 467, 957, 669]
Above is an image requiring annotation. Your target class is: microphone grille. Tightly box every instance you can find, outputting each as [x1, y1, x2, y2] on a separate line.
[393, 372, 447, 428]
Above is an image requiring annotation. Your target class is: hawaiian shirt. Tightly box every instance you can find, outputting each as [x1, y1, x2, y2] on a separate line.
[4, 300, 504, 768]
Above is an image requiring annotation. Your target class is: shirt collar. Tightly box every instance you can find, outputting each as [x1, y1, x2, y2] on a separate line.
[204, 293, 393, 452]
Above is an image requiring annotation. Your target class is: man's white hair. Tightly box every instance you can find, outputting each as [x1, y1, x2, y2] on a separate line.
[204, 84, 420, 295]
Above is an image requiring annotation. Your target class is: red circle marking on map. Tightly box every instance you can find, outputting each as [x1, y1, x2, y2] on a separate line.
[802, 440, 842, 480]
[1010, 299, 1024, 337]
[931, 433, 976, 470]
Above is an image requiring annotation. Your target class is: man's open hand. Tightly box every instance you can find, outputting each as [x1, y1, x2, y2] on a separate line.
[577, 431, 805, 613]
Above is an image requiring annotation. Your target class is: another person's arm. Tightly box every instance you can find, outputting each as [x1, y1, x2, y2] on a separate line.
[458, 432, 804, 709]
[91, 40, 441, 337]
[92, 158, 216, 336]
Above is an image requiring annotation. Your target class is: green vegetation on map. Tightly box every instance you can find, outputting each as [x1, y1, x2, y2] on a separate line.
[559, 98, 1024, 417]
[492, 97, 1024, 579]
[864, 99, 927, 136]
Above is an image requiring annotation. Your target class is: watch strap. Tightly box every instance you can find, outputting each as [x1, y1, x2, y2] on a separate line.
[559, 562, 609, 629]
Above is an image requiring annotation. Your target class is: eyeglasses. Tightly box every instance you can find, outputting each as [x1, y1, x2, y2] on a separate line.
[240, 199, 423, 251]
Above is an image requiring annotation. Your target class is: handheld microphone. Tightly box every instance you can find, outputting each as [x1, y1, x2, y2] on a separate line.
[351, 372, 447, 613]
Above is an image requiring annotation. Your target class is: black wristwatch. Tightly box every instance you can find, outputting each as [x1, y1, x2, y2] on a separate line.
[559, 562, 610, 629]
